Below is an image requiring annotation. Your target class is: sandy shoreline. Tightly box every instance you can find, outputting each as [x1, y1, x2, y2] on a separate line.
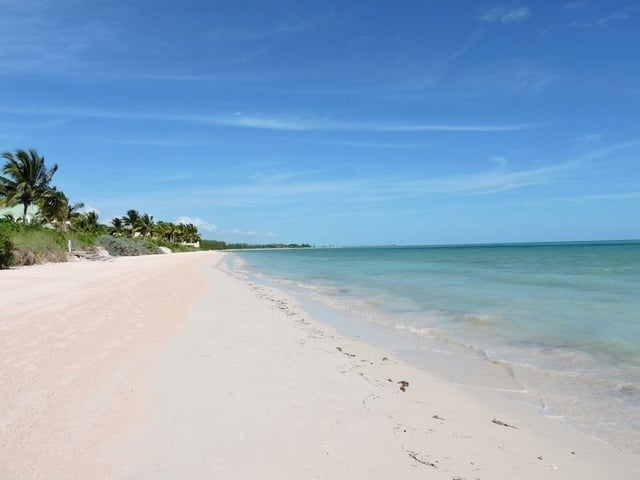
[1, 252, 638, 478]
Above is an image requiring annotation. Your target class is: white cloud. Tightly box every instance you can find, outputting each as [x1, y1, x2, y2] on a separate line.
[481, 6, 531, 24]
[175, 216, 218, 232]
[0, 104, 535, 133]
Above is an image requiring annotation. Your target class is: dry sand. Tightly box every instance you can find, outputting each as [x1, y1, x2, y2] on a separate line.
[1, 251, 638, 479]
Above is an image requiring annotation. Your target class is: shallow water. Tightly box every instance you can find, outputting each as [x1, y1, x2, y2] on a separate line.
[226, 242, 640, 451]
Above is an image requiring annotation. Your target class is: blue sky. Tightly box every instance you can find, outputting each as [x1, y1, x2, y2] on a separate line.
[1, 0, 639, 245]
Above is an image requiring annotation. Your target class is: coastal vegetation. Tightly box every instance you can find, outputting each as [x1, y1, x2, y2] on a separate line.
[0, 149, 58, 224]
[95, 235, 162, 256]
[200, 239, 313, 250]
[0, 148, 311, 268]
[0, 148, 203, 268]
[0, 229, 14, 268]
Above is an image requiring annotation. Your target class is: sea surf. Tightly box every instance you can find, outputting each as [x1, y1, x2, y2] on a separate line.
[223, 241, 640, 452]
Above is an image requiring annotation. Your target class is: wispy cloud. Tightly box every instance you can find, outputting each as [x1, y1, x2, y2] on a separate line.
[0, 105, 535, 133]
[221, 228, 276, 238]
[169, 138, 640, 206]
[166, 162, 567, 209]
[562, 192, 640, 202]
[116, 66, 289, 84]
[82, 138, 640, 221]
[577, 132, 604, 144]
[455, 61, 554, 96]
[480, 5, 531, 24]
[206, 13, 331, 42]
[173, 215, 275, 239]
[78, 135, 200, 148]
[377, 123, 532, 133]
[575, 138, 640, 162]
[564, 1, 588, 10]
[314, 140, 429, 150]
[594, 6, 639, 26]
[447, 29, 486, 62]
[570, 5, 640, 27]
[0, 1, 112, 75]
[392, 164, 565, 197]
[525, 191, 640, 207]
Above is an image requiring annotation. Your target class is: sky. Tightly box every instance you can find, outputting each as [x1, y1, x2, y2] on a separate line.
[1, 0, 639, 246]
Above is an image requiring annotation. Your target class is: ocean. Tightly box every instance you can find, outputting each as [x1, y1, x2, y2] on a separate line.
[223, 242, 640, 451]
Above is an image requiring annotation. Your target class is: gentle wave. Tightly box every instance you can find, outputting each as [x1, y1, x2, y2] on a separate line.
[226, 243, 640, 452]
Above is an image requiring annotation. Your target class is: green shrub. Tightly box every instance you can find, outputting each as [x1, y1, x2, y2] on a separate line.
[68, 231, 99, 250]
[200, 239, 227, 250]
[0, 230, 14, 269]
[0, 219, 23, 235]
[140, 239, 162, 254]
[10, 228, 67, 265]
[0, 222, 69, 266]
[95, 235, 161, 256]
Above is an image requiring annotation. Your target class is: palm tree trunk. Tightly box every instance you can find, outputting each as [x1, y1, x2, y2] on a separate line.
[22, 202, 28, 224]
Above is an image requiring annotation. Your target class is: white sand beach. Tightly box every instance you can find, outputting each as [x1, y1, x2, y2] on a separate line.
[0, 251, 638, 479]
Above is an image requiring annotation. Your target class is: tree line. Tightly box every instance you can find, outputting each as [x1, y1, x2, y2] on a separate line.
[200, 239, 312, 250]
[0, 148, 200, 244]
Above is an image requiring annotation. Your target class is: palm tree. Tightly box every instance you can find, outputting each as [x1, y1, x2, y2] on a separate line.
[175, 223, 186, 243]
[153, 221, 172, 242]
[38, 189, 67, 227]
[110, 217, 125, 236]
[138, 213, 154, 237]
[182, 223, 201, 243]
[173, 223, 200, 244]
[122, 209, 141, 237]
[0, 149, 58, 224]
[75, 211, 100, 234]
[65, 201, 85, 229]
[39, 190, 84, 231]
[166, 222, 178, 243]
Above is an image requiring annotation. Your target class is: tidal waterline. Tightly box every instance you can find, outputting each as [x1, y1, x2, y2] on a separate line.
[225, 242, 640, 451]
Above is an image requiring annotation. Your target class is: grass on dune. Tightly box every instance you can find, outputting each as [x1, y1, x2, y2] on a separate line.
[0, 221, 98, 267]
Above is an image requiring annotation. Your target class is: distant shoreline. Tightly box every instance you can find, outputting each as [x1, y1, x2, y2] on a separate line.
[302, 238, 640, 250]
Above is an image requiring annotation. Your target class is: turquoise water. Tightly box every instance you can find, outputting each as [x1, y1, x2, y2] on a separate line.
[226, 242, 640, 450]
